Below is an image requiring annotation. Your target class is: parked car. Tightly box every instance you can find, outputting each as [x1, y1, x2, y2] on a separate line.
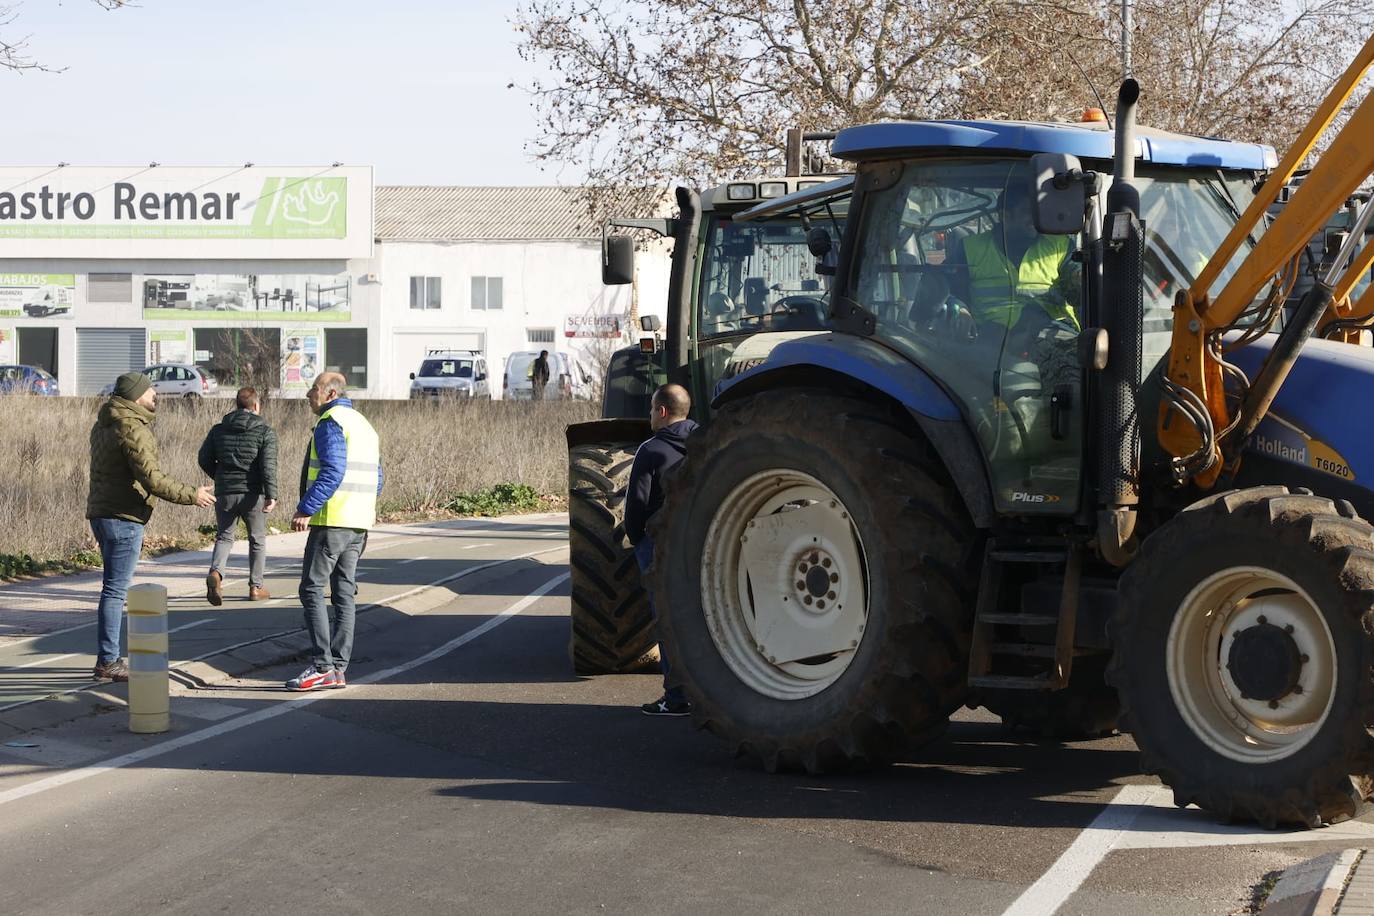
[409, 350, 492, 400]
[0, 364, 59, 396]
[98, 364, 219, 399]
[503, 350, 588, 400]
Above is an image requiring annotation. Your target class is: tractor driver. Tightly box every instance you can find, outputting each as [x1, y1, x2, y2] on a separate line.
[946, 176, 1080, 345]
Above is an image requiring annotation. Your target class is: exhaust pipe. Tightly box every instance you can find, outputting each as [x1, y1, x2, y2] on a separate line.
[1096, 79, 1143, 567]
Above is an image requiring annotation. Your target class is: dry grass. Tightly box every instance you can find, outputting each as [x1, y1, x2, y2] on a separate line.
[0, 394, 594, 564]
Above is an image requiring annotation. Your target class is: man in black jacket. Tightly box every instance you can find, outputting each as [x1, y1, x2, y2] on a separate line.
[198, 386, 279, 605]
[625, 383, 698, 717]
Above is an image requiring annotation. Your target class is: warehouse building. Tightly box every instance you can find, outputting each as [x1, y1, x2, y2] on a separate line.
[0, 166, 668, 398]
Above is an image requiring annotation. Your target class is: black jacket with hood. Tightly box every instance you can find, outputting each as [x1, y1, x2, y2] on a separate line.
[197, 409, 279, 500]
[624, 419, 698, 546]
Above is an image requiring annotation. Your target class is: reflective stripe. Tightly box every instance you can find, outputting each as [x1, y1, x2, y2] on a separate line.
[128, 651, 168, 673]
[335, 481, 380, 494]
[307, 460, 377, 472]
[127, 614, 168, 636]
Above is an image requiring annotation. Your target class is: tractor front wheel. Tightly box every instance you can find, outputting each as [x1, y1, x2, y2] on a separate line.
[1109, 487, 1374, 827]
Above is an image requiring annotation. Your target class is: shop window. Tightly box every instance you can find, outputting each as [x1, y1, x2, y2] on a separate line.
[471, 276, 503, 310]
[194, 327, 281, 390]
[325, 328, 368, 390]
[410, 276, 441, 310]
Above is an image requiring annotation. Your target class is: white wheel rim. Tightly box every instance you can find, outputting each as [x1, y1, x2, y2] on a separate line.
[700, 469, 869, 700]
[1166, 567, 1337, 763]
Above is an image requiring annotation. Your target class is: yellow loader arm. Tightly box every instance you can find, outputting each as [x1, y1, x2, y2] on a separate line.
[1159, 33, 1374, 487]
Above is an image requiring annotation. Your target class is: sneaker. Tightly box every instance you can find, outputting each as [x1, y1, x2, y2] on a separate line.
[286, 666, 337, 691]
[93, 658, 130, 682]
[248, 586, 271, 601]
[330, 669, 347, 689]
[640, 695, 691, 717]
[206, 570, 223, 607]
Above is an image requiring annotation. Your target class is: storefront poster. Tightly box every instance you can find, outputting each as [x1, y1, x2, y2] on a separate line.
[142, 272, 351, 321]
[150, 329, 190, 365]
[282, 329, 321, 390]
[564, 313, 626, 338]
[0, 273, 76, 320]
[0, 325, 14, 362]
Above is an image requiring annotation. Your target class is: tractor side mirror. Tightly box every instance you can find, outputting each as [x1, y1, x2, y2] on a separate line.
[409, 372, 416, 380]
[640, 314, 662, 333]
[806, 227, 833, 258]
[603, 235, 635, 285]
[1031, 152, 1089, 235]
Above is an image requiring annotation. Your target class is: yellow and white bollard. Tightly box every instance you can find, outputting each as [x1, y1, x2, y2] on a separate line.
[126, 583, 170, 734]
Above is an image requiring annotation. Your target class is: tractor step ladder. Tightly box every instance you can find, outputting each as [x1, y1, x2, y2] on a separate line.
[967, 538, 1082, 690]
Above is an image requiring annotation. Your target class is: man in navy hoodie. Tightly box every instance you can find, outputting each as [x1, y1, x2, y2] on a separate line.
[624, 383, 699, 716]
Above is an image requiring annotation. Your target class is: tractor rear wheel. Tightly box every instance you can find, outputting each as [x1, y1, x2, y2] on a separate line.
[652, 390, 978, 773]
[568, 442, 659, 675]
[1109, 487, 1374, 827]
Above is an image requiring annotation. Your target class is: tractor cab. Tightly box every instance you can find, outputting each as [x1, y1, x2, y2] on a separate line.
[722, 120, 1276, 517]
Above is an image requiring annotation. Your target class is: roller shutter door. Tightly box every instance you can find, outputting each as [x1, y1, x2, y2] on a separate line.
[77, 328, 146, 395]
[87, 274, 133, 303]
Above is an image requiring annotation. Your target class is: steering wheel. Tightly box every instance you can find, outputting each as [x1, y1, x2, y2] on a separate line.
[769, 295, 828, 324]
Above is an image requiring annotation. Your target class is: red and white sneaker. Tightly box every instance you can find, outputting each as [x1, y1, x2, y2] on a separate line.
[330, 670, 347, 689]
[286, 666, 337, 691]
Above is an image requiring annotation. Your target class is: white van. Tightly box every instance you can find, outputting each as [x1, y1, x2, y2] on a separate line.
[504, 350, 586, 400]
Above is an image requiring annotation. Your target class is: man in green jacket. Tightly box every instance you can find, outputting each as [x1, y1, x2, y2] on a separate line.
[199, 386, 279, 605]
[87, 371, 215, 681]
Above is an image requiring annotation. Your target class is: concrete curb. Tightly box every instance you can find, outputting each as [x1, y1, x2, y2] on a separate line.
[1264, 848, 1362, 915]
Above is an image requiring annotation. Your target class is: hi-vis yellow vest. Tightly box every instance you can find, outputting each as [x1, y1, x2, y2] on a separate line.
[964, 232, 1076, 327]
[307, 404, 380, 530]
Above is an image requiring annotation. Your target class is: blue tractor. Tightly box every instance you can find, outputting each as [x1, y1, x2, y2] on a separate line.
[649, 55, 1374, 828]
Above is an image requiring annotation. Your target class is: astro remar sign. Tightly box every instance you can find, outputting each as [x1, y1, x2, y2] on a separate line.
[0, 166, 373, 259]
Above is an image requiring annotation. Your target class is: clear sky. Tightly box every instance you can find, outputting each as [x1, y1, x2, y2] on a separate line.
[0, 0, 567, 185]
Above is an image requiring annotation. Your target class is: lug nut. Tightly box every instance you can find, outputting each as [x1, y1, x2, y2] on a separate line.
[817, 600, 826, 609]
[827, 591, 837, 600]
[1301, 654, 1310, 663]
[822, 558, 832, 568]
[1269, 700, 1280, 709]
[804, 596, 813, 606]
[1286, 624, 1295, 634]
[1258, 615, 1268, 624]
[797, 581, 806, 590]
[830, 573, 839, 584]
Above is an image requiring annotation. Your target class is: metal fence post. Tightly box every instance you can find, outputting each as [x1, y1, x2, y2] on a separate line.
[126, 583, 170, 734]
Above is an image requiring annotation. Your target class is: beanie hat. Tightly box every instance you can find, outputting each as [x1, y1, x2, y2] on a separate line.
[114, 371, 151, 401]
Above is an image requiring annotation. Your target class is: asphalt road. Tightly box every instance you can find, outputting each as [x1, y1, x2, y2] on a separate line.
[3, 520, 1374, 916]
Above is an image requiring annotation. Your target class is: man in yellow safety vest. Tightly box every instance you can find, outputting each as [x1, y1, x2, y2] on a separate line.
[287, 371, 383, 691]
[949, 178, 1079, 337]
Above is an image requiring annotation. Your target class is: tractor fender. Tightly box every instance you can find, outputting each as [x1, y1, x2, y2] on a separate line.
[712, 332, 994, 527]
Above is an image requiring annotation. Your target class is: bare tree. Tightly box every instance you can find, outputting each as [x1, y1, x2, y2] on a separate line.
[516, 0, 1374, 194]
[1, 1, 129, 73]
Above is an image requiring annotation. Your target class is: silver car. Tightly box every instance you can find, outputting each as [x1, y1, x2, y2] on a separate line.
[409, 351, 492, 400]
[99, 364, 220, 399]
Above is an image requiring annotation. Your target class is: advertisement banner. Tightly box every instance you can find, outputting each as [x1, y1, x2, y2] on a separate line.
[282, 329, 321, 391]
[0, 273, 76, 320]
[0, 325, 13, 362]
[142, 272, 351, 321]
[149, 329, 190, 365]
[564, 314, 625, 338]
[0, 166, 373, 259]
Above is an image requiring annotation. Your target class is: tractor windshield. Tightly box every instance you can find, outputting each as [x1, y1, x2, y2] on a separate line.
[692, 208, 846, 405]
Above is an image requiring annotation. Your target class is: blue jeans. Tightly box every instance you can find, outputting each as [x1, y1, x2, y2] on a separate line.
[634, 534, 685, 704]
[90, 518, 145, 666]
[298, 526, 368, 672]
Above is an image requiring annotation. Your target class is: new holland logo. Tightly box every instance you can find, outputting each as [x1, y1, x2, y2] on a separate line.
[1009, 491, 1062, 504]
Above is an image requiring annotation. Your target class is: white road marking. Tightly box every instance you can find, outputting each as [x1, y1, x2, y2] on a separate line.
[399, 556, 429, 564]
[460, 543, 493, 550]
[0, 571, 569, 808]
[3, 619, 214, 674]
[1001, 784, 1165, 916]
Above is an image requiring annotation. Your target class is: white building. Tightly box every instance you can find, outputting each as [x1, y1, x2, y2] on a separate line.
[0, 167, 669, 398]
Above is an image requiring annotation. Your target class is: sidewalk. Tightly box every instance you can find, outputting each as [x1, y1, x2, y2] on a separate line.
[0, 515, 563, 641]
[0, 513, 569, 736]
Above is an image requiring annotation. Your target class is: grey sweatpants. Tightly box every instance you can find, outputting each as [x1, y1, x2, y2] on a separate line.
[210, 493, 268, 589]
[298, 525, 368, 672]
